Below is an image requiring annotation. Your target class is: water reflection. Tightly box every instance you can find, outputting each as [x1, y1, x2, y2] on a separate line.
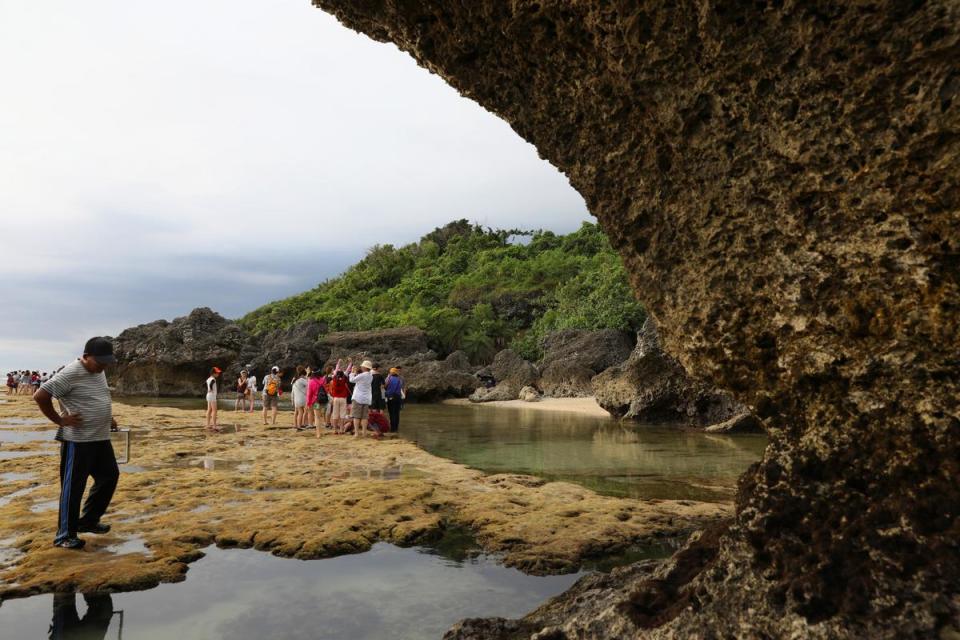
[113, 397, 767, 502]
[400, 404, 766, 501]
[50, 592, 116, 640]
[1, 540, 583, 640]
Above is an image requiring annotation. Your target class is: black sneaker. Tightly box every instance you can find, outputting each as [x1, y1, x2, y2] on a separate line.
[78, 522, 111, 534]
[54, 536, 86, 549]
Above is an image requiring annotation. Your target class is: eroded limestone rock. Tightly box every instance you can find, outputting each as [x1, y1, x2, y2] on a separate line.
[311, 1, 960, 636]
[592, 318, 748, 426]
[538, 329, 635, 398]
[470, 350, 540, 402]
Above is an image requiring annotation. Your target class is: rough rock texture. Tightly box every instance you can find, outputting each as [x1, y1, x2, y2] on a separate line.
[470, 349, 540, 403]
[311, 1, 960, 637]
[518, 386, 541, 402]
[592, 318, 749, 426]
[405, 351, 481, 401]
[110, 308, 248, 396]
[111, 318, 479, 400]
[538, 329, 635, 398]
[319, 326, 477, 399]
[704, 412, 764, 435]
[319, 326, 433, 366]
[249, 320, 328, 379]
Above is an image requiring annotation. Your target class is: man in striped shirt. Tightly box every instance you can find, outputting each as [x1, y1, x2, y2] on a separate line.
[34, 337, 119, 549]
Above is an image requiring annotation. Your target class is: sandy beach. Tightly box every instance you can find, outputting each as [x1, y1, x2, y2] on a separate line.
[0, 395, 726, 600]
[442, 396, 612, 418]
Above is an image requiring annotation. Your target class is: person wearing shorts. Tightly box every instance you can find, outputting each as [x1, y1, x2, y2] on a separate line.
[205, 367, 221, 432]
[327, 368, 351, 433]
[262, 367, 282, 425]
[291, 366, 308, 431]
[349, 360, 375, 438]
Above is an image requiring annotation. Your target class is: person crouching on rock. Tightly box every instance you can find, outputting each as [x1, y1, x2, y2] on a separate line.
[33, 337, 119, 550]
[349, 360, 375, 438]
[205, 367, 221, 432]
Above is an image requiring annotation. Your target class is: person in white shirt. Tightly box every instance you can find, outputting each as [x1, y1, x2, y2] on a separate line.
[246, 368, 258, 413]
[349, 360, 375, 438]
[205, 367, 221, 432]
[291, 366, 309, 430]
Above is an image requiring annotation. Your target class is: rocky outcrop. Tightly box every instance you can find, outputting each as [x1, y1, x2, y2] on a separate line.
[592, 318, 749, 426]
[518, 386, 541, 402]
[469, 349, 539, 402]
[110, 308, 248, 396]
[319, 326, 477, 400]
[404, 351, 481, 401]
[111, 318, 477, 400]
[538, 329, 635, 397]
[312, 1, 960, 637]
[247, 320, 328, 381]
[319, 326, 433, 366]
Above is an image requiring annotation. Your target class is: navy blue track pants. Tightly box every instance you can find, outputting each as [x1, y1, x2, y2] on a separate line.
[56, 440, 119, 544]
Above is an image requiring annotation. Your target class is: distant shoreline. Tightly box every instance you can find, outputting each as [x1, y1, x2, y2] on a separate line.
[442, 396, 612, 419]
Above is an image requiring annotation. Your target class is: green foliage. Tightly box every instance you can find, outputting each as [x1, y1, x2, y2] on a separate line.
[240, 220, 645, 364]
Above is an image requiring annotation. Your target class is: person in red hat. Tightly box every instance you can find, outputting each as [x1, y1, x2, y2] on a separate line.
[205, 366, 222, 432]
[33, 337, 119, 549]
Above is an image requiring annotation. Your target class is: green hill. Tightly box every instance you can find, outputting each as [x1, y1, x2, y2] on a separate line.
[239, 220, 645, 363]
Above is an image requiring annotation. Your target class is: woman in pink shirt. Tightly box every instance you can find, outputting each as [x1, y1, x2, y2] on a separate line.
[306, 369, 325, 438]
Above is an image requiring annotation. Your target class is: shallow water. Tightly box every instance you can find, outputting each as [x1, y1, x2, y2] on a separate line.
[0, 540, 583, 640]
[399, 404, 765, 501]
[116, 397, 766, 501]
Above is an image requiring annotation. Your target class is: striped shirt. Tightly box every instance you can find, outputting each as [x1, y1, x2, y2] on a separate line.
[39, 359, 113, 442]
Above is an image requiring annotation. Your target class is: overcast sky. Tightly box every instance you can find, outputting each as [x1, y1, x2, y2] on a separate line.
[0, 0, 590, 373]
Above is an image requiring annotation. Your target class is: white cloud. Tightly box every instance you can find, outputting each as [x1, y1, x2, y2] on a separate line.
[0, 0, 590, 373]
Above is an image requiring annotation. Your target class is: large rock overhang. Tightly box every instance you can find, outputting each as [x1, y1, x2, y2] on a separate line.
[312, 1, 959, 636]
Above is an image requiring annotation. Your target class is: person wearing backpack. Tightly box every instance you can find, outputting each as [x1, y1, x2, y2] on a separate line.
[321, 365, 335, 428]
[307, 368, 327, 438]
[262, 366, 282, 426]
[327, 364, 352, 433]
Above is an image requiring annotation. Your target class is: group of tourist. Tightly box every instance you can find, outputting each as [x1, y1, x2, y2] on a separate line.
[25, 336, 412, 551]
[203, 359, 406, 438]
[5, 369, 61, 395]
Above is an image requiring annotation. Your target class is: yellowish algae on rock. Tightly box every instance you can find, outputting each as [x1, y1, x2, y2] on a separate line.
[0, 396, 729, 598]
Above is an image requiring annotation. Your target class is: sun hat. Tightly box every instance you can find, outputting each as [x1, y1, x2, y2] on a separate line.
[361, 360, 373, 370]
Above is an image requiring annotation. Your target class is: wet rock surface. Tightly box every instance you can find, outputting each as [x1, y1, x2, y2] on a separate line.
[538, 329, 635, 398]
[311, 1, 959, 637]
[592, 318, 749, 426]
[0, 396, 725, 600]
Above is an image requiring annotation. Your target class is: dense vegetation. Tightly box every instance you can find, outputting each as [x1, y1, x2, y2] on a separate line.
[240, 221, 645, 363]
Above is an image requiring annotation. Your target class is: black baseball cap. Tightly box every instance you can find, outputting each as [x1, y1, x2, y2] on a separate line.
[83, 337, 116, 364]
